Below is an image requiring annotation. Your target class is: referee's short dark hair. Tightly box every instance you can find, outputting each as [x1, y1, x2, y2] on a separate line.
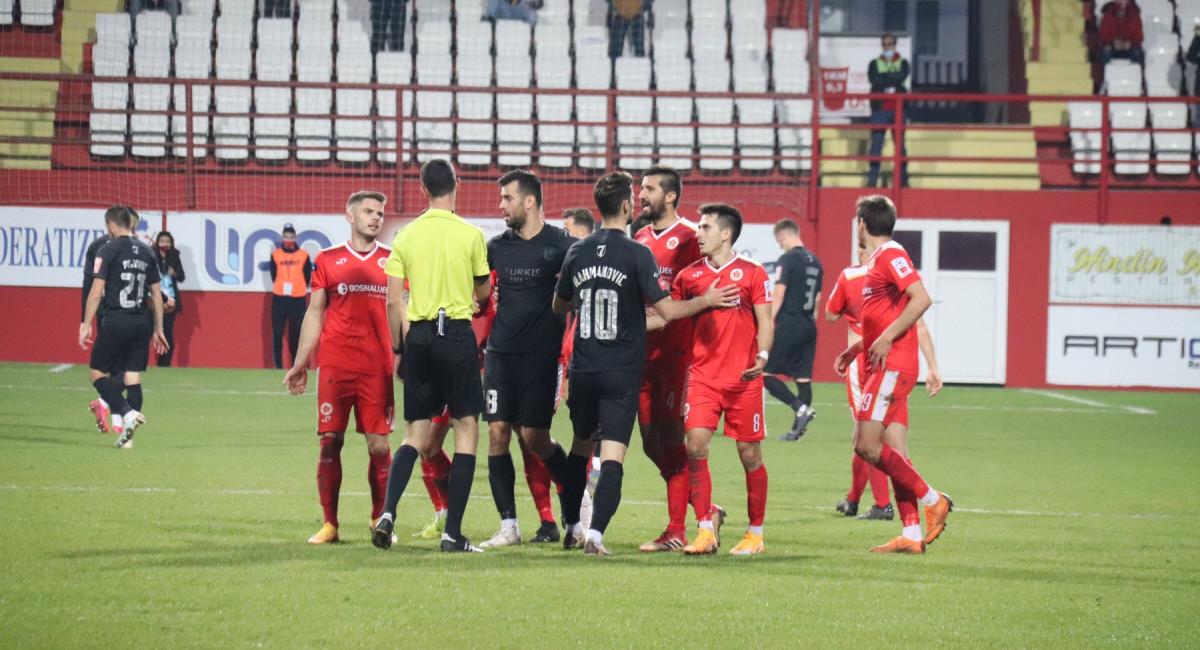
[104, 205, 136, 229]
[593, 171, 633, 218]
[563, 207, 595, 233]
[699, 202, 744, 244]
[643, 164, 682, 208]
[856, 194, 897, 236]
[498, 169, 543, 207]
[773, 218, 800, 236]
[420, 159, 457, 199]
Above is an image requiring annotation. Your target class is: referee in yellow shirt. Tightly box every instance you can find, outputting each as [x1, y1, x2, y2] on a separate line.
[373, 159, 492, 553]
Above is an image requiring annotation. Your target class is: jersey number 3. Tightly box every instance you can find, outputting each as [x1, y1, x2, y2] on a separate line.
[578, 288, 619, 341]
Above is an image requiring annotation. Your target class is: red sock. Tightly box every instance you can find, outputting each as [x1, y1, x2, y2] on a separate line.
[663, 444, 689, 533]
[368, 447, 390, 520]
[745, 464, 768, 527]
[847, 454, 869, 502]
[867, 465, 891, 508]
[522, 446, 556, 523]
[688, 458, 712, 522]
[875, 444, 930, 498]
[317, 436, 344, 527]
[422, 449, 451, 512]
[892, 478, 920, 526]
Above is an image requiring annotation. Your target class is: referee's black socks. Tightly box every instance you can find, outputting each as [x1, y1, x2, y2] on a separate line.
[445, 453, 476, 540]
[795, 381, 813, 412]
[487, 453, 518, 521]
[588, 460, 623, 535]
[382, 445, 419, 520]
[763, 376, 798, 411]
[92, 378, 130, 416]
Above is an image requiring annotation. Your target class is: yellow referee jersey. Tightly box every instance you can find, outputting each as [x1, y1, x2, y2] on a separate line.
[385, 208, 489, 321]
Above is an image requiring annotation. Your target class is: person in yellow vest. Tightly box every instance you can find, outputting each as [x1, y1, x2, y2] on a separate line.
[269, 223, 314, 369]
[866, 33, 910, 188]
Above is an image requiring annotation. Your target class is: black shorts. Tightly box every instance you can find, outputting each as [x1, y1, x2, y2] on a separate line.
[765, 319, 817, 380]
[566, 370, 640, 446]
[483, 350, 560, 429]
[402, 320, 485, 421]
[90, 312, 152, 375]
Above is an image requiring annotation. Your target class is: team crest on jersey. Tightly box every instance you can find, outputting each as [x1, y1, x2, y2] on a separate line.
[336, 257, 348, 265]
[731, 268, 744, 281]
[377, 257, 387, 268]
[543, 247, 557, 261]
[319, 402, 333, 423]
[891, 256, 913, 278]
[666, 236, 679, 250]
[596, 244, 607, 258]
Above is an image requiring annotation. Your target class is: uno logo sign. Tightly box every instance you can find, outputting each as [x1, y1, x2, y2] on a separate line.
[203, 219, 331, 287]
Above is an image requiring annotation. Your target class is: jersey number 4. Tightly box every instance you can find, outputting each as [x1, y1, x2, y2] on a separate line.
[578, 288, 618, 341]
[119, 271, 147, 309]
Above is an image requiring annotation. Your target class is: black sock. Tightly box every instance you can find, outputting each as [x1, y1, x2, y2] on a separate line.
[125, 384, 143, 412]
[487, 453, 517, 521]
[444, 453, 476, 540]
[589, 460, 624, 535]
[383, 445, 419, 519]
[541, 443, 569, 486]
[795, 381, 813, 410]
[93, 378, 130, 416]
[763, 376, 798, 410]
[559, 452, 590, 526]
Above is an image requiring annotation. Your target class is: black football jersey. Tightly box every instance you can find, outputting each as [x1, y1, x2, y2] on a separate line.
[92, 236, 162, 316]
[487, 224, 576, 355]
[775, 246, 824, 322]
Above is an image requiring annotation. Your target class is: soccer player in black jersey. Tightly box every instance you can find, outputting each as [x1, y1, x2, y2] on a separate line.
[478, 170, 579, 549]
[78, 206, 168, 449]
[552, 172, 737, 556]
[83, 209, 141, 433]
[767, 218, 825, 440]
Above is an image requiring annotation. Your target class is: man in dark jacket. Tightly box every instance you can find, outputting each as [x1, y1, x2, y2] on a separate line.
[1186, 24, 1200, 125]
[1099, 0, 1144, 65]
[866, 33, 909, 188]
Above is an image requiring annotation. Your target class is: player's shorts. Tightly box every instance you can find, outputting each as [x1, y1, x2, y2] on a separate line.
[764, 319, 817, 380]
[684, 377, 766, 443]
[89, 312, 152, 374]
[483, 350, 559, 429]
[566, 370, 640, 446]
[316, 367, 394, 435]
[638, 355, 689, 430]
[402, 319, 485, 421]
[854, 368, 917, 428]
[844, 355, 863, 416]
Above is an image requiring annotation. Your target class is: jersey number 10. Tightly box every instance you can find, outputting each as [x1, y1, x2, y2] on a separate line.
[577, 288, 619, 341]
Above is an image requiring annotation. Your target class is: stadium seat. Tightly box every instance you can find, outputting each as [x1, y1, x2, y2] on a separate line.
[415, 52, 453, 162]
[574, 24, 609, 58]
[651, 0, 687, 26]
[253, 20, 295, 162]
[691, 0, 727, 24]
[737, 98, 775, 171]
[217, 14, 253, 52]
[175, 14, 214, 52]
[691, 22, 729, 62]
[18, 0, 54, 26]
[771, 29, 809, 92]
[376, 51, 413, 164]
[334, 47, 374, 163]
[654, 57, 693, 169]
[185, 0, 215, 18]
[456, 54, 495, 167]
[730, 0, 766, 28]
[91, 38, 130, 157]
[1179, 1, 1200, 34]
[417, 21, 452, 54]
[695, 58, 732, 171]
[777, 99, 813, 171]
[1103, 62, 1143, 96]
[95, 13, 132, 46]
[1137, 0, 1174, 36]
[131, 32, 171, 158]
[652, 28, 688, 61]
[296, 49, 333, 161]
[221, 0, 256, 20]
[414, 0, 450, 22]
[614, 57, 653, 170]
[495, 20, 532, 58]
[135, 11, 171, 47]
[0, 0, 12, 26]
[731, 24, 768, 64]
[733, 59, 769, 94]
[537, 0, 569, 24]
[1110, 101, 1150, 175]
[1068, 101, 1102, 174]
[534, 23, 570, 59]
[298, 9, 335, 53]
[535, 49, 574, 168]
[171, 43, 212, 159]
[1149, 103, 1192, 175]
[213, 83, 252, 160]
[457, 18, 493, 58]
[496, 54, 534, 166]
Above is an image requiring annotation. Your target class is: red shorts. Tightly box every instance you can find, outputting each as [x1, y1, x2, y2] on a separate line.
[684, 377, 765, 442]
[853, 367, 916, 428]
[316, 367, 395, 435]
[639, 358, 688, 428]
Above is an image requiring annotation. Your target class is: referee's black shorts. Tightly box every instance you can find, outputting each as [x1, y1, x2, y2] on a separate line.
[402, 319, 484, 421]
[483, 350, 559, 429]
[765, 319, 817, 380]
[566, 370, 640, 446]
[90, 312, 152, 375]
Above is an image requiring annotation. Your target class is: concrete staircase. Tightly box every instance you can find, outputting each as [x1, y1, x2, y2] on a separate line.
[1020, 0, 1092, 126]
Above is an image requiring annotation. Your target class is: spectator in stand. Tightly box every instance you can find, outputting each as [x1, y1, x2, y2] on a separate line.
[1099, 0, 1144, 65]
[127, 0, 178, 18]
[608, 0, 648, 58]
[154, 231, 185, 367]
[866, 33, 910, 188]
[488, 0, 540, 26]
[1187, 25, 1200, 125]
[370, 0, 408, 52]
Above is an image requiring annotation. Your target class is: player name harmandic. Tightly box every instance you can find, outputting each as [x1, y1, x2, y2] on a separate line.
[572, 265, 629, 287]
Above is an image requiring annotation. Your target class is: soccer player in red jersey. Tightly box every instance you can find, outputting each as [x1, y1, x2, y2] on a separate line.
[834, 195, 953, 554]
[665, 203, 774, 556]
[827, 244, 944, 521]
[283, 191, 395, 545]
[631, 165, 722, 552]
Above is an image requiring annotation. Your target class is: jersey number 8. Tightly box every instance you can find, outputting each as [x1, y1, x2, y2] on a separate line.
[577, 288, 619, 341]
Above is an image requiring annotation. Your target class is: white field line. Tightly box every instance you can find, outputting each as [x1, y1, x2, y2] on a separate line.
[1019, 388, 1156, 416]
[0, 484, 1182, 520]
[48, 364, 73, 373]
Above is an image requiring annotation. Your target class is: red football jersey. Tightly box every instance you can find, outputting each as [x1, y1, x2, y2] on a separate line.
[471, 269, 498, 348]
[861, 241, 921, 375]
[635, 218, 702, 364]
[311, 242, 394, 375]
[825, 264, 868, 336]
[672, 255, 772, 385]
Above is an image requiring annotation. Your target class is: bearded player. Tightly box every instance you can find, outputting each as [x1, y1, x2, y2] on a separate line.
[632, 165, 726, 552]
[834, 195, 952, 554]
[283, 191, 394, 545]
[664, 204, 773, 556]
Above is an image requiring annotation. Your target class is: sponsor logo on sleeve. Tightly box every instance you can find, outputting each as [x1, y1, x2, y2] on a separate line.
[891, 256, 913, 278]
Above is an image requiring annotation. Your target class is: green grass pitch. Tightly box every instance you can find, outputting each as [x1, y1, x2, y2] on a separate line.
[1, 362, 1198, 647]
